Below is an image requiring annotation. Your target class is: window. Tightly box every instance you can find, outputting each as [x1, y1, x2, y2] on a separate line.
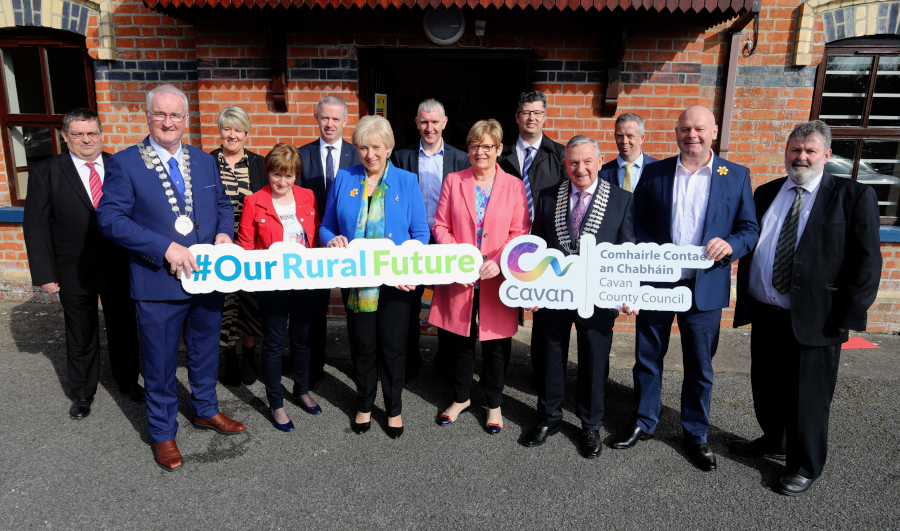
[0, 30, 96, 206]
[811, 39, 900, 224]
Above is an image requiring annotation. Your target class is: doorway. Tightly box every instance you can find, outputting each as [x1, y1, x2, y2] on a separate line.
[358, 48, 532, 151]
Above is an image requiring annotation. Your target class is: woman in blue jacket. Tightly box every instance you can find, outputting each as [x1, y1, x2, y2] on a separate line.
[319, 115, 429, 439]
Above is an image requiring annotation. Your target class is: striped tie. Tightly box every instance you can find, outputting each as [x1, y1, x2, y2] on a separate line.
[522, 146, 535, 222]
[772, 187, 805, 294]
[85, 162, 102, 209]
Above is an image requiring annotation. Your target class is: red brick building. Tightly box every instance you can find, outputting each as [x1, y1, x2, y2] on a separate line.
[0, 0, 897, 332]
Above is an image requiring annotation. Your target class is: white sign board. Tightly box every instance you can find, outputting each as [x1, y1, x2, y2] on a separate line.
[499, 235, 714, 317]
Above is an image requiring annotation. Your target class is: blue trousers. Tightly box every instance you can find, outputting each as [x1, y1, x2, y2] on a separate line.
[633, 280, 721, 444]
[256, 290, 315, 410]
[135, 294, 224, 444]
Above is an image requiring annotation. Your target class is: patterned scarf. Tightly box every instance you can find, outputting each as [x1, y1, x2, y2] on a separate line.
[347, 169, 387, 312]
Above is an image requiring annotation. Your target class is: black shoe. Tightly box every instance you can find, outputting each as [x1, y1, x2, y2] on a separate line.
[520, 423, 559, 448]
[69, 397, 94, 420]
[241, 348, 257, 386]
[686, 442, 717, 471]
[776, 473, 820, 496]
[350, 421, 371, 434]
[729, 438, 786, 460]
[611, 423, 654, 449]
[386, 425, 404, 439]
[580, 427, 602, 459]
[220, 348, 241, 387]
[119, 383, 146, 403]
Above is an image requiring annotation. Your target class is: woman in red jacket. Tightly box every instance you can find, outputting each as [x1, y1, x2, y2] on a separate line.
[236, 143, 321, 432]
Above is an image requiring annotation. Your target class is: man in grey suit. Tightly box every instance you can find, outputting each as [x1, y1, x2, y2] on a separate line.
[599, 112, 658, 191]
[391, 98, 470, 381]
[298, 95, 360, 388]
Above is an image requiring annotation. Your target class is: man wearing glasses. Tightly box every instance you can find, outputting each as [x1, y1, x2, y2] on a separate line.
[97, 85, 245, 472]
[24, 108, 143, 420]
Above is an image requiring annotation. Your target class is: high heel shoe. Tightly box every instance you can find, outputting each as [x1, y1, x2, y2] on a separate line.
[386, 425, 404, 439]
[294, 393, 323, 415]
[271, 408, 294, 432]
[437, 399, 471, 426]
[351, 414, 371, 434]
[486, 408, 503, 435]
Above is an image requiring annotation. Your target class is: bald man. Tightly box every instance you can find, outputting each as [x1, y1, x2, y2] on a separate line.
[611, 106, 759, 471]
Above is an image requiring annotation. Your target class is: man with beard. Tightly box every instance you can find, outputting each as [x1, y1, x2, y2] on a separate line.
[730, 120, 881, 495]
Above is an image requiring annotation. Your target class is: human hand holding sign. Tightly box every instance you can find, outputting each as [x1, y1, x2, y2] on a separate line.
[166, 241, 198, 279]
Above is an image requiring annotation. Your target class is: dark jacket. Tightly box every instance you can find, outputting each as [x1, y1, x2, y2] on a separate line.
[499, 134, 567, 199]
[390, 141, 470, 178]
[298, 139, 361, 215]
[209, 147, 267, 194]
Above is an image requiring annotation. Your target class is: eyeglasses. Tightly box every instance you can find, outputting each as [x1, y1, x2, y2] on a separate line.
[149, 112, 187, 123]
[468, 144, 496, 153]
[67, 132, 100, 140]
[517, 110, 545, 118]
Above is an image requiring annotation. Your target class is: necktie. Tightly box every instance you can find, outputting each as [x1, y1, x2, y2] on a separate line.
[522, 146, 535, 222]
[167, 158, 186, 199]
[85, 162, 102, 209]
[772, 186, 805, 295]
[622, 162, 635, 192]
[571, 190, 590, 242]
[326, 145, 335, 191]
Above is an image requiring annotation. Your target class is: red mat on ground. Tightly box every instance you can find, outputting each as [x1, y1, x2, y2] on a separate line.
[843, 336, 880, 349]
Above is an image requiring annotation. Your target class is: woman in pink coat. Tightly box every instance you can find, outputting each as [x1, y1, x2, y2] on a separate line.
[428, 119, 530, 435]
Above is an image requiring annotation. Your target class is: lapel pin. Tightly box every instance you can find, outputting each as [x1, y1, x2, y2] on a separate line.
[717, 166, 728, 175]
[395, 194, 399, 201]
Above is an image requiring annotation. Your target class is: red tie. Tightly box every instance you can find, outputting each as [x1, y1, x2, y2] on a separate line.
[85, 162, 102, 209]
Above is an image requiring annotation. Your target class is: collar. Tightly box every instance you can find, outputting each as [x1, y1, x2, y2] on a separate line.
[319, 137, 341, 151]
[570, 177, 599, 198]
[69, 151, 103, 169]
[148, 136, 183, 165]
[517, 135, 542, 153]
[784, 171, 824, 195]
[675, 149, 715, 175]
[617, 152, 644, 168]
[418, 139, 444, 157]
[217, 147, 248, 164]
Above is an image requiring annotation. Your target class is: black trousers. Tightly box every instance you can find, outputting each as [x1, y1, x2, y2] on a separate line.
[59, 288, 140, 399]
[437, 293, 511, 409]
[308, 288, 331, 381]
[535, 307, 616, 429]
[751, 302, 841, 480]
[257, 290, 315, 409]
[342, 286, 412, 417]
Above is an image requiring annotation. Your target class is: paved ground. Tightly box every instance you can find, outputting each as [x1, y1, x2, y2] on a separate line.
[1, 300, 898, 530]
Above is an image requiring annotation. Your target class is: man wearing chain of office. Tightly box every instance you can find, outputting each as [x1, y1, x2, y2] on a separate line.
[520, 135, 636, 459]
[97, 84, 246, 472]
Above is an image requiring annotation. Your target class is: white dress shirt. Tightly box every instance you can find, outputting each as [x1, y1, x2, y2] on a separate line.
[69, 152, 104, 199]
[615, 152, 646, 191]
[319, 137, 343, 185]
[149, 136, 186, 176]
[671, 150, 714, 279]
[747, 172, 824, 309]
[515, 135, 543, 173]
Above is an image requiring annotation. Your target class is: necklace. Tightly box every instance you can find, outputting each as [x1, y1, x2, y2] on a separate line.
[138, 142, 195, 236]
[554, 179, 610, 254]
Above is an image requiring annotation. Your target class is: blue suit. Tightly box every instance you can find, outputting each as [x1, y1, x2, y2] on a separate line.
[630, 154, 759, 443]
[599, 153, 659, 190]
[319, 162, 430, 246]
[98, 136, 235, 444]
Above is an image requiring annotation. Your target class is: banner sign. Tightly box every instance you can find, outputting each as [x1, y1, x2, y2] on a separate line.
[181, 239, 483, 295]
[499, 235, 714, 317]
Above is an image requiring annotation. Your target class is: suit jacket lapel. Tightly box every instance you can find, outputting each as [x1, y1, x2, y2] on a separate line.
[482, 166, 507, 223]
[59, 153, 95, 211]
[502, 149, 521, 178]
[660, 158, 676, 240]
[460, 169, 478, 224]
[702, 155, 725, 240]
[795, 172, 837, 253]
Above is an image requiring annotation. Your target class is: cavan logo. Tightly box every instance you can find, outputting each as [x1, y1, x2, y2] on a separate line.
[506, 241, 573, 282]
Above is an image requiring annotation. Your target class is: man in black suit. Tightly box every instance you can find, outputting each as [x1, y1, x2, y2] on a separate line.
[599, 112, 658, 191]
[24, 108, 142, 420]
[499, 90, 568, 376]
[731, 120, 881, 496]
[298, 95, 360, 388]
[520, 135, 636, 459]
[391, 98, 470, 381]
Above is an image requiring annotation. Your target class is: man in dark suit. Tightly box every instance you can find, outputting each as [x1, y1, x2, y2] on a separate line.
[520, 135, 636, 459]
[599, 112, 658, 190]
[498, 90, 568, 376]
[611, 106, 760, 472]
[391, 98, 470, 381]
[730, 121, 881, 496]
[298, 95, 360, 389]
[98, 85, 245, 471]
[24, 109, 143, 420]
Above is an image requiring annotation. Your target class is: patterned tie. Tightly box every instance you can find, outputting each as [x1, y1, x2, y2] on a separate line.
[522, 146, 535, 222]
[326, 145, 335, 191]
[571, 190, 590, 242]
[772, 186, 805, 294]
[85, 162, 102, 209]
[622, 162, 635, 192]
[167, 158, 186, 198]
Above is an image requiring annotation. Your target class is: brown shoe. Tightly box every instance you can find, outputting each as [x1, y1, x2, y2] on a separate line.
[192, 412, 246, 435]
[152, 440, 183, 471]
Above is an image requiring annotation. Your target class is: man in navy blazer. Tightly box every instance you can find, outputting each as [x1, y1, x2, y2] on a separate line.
[611, 106, 759, 472]
[98, 85, 245, 471]
[390, 98, 470, 381]
[599, 112, 658, 191]
[297, 95, 360, 389]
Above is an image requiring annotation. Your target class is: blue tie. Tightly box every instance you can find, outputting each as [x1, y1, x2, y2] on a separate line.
[326, 145, 335, 191]
[167, 158, 186, 199]
[522, 146, 535, 222]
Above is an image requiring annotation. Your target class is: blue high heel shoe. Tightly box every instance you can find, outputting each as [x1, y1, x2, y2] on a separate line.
[271, 408, 294, 432]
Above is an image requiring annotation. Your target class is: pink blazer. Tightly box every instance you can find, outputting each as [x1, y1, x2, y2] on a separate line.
[428, 164, 530, 340]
